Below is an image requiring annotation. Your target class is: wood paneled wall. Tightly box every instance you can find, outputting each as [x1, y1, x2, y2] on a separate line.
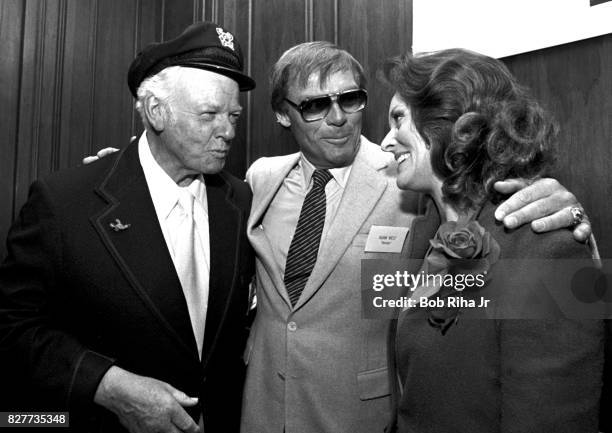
[502, 34, 612, 258]
[1, 0, 188, 258]
[0, 0, 412, 260]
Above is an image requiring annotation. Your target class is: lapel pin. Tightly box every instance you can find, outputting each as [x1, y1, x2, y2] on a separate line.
[109, 218, 131, 232]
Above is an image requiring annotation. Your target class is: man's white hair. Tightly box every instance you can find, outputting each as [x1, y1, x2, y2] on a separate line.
[134, 66, 184, 129]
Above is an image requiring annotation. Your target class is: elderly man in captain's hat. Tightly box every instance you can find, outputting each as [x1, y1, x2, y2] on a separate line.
[0, 21, 255, 433]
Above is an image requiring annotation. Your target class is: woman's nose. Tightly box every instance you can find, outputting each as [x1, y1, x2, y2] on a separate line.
[380, 129, 396, 152]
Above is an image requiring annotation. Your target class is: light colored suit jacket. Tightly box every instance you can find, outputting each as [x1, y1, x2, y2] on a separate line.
[241, 137, 425, 433]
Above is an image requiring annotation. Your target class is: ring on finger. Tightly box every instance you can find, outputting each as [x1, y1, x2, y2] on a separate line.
[569, 206, 584, 226]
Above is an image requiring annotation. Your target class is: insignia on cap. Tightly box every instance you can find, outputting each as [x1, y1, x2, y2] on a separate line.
[216, 27, 235, 51]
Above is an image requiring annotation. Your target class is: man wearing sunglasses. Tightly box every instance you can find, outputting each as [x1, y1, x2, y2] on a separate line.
[241, 41, 592, 433]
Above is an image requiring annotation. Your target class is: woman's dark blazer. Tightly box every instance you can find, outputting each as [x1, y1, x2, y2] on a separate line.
[389, 201, 604, 433]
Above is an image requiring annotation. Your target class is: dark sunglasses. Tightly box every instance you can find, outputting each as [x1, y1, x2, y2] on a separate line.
[284, 88, 368, 122]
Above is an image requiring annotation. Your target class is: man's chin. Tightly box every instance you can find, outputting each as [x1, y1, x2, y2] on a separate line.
[333, 143, 360, 167]
[199, 161, 226, 175]
[321, 154, 356, 169]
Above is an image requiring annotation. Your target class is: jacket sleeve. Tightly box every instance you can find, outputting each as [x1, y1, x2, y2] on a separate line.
[498, 233, 604, 433]
[0, 179, 115, 411]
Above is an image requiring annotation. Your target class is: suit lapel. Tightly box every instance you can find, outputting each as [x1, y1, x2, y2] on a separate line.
[405, 197, 440, 263]
[201, 173, 242, 369]
[247, 154, 300, 307]
[91, 141, 197, 359]
[295, 142, 389, 309]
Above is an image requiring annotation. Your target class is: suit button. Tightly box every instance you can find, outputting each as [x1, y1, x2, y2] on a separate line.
[287, 321, 297, 332]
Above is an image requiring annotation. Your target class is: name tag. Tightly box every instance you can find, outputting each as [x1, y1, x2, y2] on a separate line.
[364, 225, 410, 253]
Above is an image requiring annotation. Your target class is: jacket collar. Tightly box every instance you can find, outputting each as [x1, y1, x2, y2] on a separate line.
[91, 139, 243, 368]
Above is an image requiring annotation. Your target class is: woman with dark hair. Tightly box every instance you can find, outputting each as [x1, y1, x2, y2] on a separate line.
[380, 49, 603, 433]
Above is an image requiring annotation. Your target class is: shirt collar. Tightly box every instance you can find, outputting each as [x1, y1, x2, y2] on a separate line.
[299, 153, 352, 189]
[138, 132, 207, 220]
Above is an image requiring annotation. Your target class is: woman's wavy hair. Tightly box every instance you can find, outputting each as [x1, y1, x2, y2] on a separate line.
[380, 48, 558, 210]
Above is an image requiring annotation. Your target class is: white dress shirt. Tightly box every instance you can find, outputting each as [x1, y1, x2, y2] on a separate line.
[138, 132, 210, 356]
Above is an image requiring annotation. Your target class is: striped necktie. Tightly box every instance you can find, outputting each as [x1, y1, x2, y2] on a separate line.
[284, 168, 334, 306]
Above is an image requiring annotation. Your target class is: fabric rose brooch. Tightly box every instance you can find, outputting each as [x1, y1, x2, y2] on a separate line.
[409, 219, 500, 335]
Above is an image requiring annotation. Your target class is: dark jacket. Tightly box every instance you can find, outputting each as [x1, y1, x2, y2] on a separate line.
[0, 139, 254, 432]
[389, 201, 604, 433]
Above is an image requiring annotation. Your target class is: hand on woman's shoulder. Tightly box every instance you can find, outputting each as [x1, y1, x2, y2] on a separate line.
[479, 201, 590, 260]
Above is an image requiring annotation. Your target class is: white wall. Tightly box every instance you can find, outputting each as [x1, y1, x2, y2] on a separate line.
[413, 0, 612, 58]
